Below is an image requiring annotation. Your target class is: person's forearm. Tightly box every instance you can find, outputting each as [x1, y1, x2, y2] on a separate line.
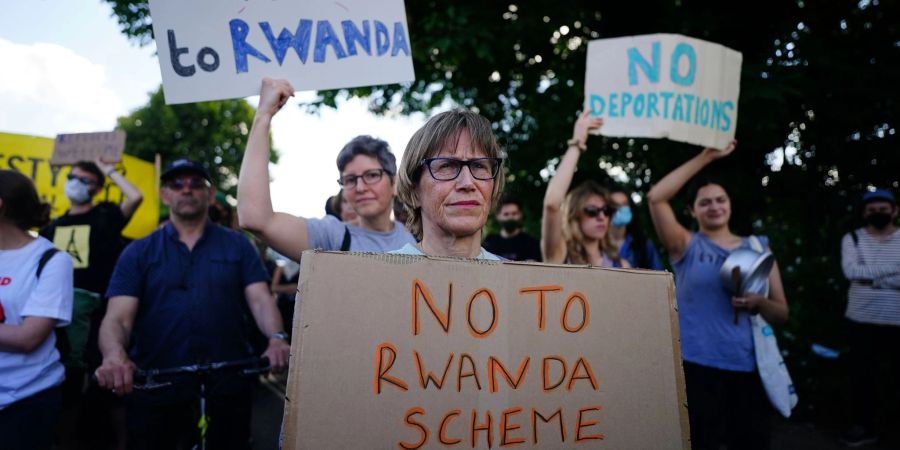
[237, 113, 276, 232]
[250, 296, 285, 336]
[108, 169, 144, 218]
[757, 299, 789, 326]
[98, 317, 131, 361]
[543, 146, 582, 210]
[0, 317, 56, 353]
[647, 152, 713, 204]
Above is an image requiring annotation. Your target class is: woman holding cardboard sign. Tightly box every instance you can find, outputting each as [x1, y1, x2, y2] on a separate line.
[393, 109, 505, 259]
[541, 111, 629, 268]
[646, 143, 788, 450]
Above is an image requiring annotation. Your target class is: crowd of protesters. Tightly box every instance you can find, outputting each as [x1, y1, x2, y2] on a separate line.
[1, 77, 898, 450]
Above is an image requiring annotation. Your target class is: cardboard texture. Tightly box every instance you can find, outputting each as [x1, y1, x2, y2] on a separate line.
[584, 33, 742, 150]
[283, 252, 688, 450]
[50, 130, 126, 165]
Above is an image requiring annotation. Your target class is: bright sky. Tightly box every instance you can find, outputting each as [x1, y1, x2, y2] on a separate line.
[0, 1, 425, 218]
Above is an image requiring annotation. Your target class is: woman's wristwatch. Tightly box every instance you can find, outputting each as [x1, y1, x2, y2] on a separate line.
[271, 331, 289, 341]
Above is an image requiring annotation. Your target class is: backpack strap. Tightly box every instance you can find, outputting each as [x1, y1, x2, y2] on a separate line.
[850, 230, 859, 246]
[339, 226, 352, 252]
[36, 248, 60, 278]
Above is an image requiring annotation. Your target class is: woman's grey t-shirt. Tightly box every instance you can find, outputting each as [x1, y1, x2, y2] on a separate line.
[305, 215, 416, 254]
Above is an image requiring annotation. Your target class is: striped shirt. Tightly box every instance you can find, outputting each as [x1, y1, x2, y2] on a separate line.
[841, 228, 900, 326]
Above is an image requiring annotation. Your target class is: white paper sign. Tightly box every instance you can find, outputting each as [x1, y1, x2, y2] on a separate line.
[148, 0, 416, 104]
[584, 34, 742, 149]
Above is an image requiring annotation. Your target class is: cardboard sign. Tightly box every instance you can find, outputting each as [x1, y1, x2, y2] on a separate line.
[0, 132, 159, 240]
[585, 34, 742, 150]
[283, 252, 688, 450]
[148, 0, 416, 104]
[50, 130, 126, 166]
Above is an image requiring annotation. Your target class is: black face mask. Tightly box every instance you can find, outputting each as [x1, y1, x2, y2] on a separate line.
[865, 212, 893, 230]
[498, 219, 522, 232]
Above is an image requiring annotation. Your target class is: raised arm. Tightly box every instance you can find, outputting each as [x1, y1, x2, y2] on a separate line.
[237, 78, 310, 260]
[96, 158, 143, 220]
[541, 111, 604, 263]
[646, 141, 736, 260]
[96, 295, 139, 395]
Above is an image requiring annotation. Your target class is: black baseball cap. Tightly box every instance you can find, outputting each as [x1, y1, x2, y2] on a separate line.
[161, 159, 212, 183]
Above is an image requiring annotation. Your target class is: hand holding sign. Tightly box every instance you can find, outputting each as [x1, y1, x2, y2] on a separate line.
[700, 139, 737, 161]
[570, 110, 604, 151]
[257, 77, 295, 119]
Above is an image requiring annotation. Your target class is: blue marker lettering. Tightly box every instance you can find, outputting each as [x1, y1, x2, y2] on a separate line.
[375, 21, 390, 56]
[609, 93, 619, 118]
[230, 19, 271, 73]
[720, 101, 735, 131]
[682, 94, 695, 123]
[646, 92, 659, 118]
[711, 100, 723, 130]
[391, 22, 411, 57]
[314, 20, 348, 63]
[670, 43, 697, 86]
[627, 41, 660, 86]
[633, 93, 645, 118]
[699, 99, 710, 127]
[260, 20, 313, 65]
[660, 91, 673, 119]
[341, 20, 371, 56]
[673, 94, 685, 122]
[620, 92, 633, 118]
[589, 94, 606, 116]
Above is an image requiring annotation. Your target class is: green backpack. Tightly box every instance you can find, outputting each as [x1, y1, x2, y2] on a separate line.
[36, 248, 101, 369]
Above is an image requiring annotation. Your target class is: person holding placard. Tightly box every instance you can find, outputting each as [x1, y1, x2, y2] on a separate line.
[238, 78, 415, 259]
[646, 143, 788, 450]
[392, 109, 505, 259]
[541, 111, 629, 268]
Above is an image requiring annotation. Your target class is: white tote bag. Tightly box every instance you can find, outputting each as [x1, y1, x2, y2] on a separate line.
[748, 236, 798, 418]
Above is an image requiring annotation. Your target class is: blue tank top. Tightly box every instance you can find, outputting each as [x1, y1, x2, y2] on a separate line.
[672, 233, 769, 372]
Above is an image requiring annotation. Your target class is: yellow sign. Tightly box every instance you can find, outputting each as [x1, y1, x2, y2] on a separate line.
[0, 132, 159, 239]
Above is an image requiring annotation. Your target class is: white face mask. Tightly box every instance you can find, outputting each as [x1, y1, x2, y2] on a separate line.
[64, 178, 92, 205]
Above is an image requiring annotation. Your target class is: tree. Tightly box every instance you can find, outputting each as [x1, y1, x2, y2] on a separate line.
[107, 0, 898, 423]
[116, 86, 276, 196]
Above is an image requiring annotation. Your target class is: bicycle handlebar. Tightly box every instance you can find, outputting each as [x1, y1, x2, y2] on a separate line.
[133, 356, 271, 391]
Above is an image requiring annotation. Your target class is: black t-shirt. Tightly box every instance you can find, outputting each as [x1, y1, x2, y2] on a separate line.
[40, 202, 127, 295]
[482, 232, 542, 262]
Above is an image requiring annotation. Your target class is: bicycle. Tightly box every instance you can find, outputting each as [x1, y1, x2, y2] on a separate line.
[131, 356, 271, 450]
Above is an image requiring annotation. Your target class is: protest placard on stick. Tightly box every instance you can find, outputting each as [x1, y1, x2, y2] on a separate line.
[282, 252, 688, 450]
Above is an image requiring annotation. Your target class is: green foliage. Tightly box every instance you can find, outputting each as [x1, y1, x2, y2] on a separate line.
[107, 0, 898, 423]
[116, 86, 276, 196]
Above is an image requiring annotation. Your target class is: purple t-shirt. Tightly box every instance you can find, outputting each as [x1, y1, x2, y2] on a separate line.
[672, 233, 769, 372]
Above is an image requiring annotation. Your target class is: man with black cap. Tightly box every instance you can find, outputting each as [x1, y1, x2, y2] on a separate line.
[95, 159, 290, 450]
[839, 188, 900, 447]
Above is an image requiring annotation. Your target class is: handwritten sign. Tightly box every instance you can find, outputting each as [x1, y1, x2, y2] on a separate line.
[147, 0, 415, 104]
[0, 132, 159, 240]
[50, 130, 126, 166]
[585, 34, 742, 149]
[282, 252, 688, 450]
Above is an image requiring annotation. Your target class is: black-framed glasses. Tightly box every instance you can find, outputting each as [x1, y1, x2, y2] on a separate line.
[164, 177, 210, 191]
[420, 157, 503, 181]
[67, 173, 98, 186]
[583, 205, 616, 218]
[337, 169, 387, 187]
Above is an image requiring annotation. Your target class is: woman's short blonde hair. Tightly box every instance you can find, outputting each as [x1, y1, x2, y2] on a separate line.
[396, 109, 505, 240]
[562, 181, 620, 264]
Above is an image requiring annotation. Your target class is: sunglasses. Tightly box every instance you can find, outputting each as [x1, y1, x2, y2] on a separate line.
[165, 178, 209, 190]
[67, 173, 98, 186]
[582, 205, 616, 218]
